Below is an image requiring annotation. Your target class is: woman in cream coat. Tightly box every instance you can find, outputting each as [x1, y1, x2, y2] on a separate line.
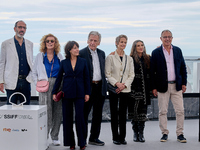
[32, 33, 63, 146]
[105, 34, 135, 145]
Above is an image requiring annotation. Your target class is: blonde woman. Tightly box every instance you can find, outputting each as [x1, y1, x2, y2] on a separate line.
[105, 35, 135, 145]
[32, 33, 63, 146]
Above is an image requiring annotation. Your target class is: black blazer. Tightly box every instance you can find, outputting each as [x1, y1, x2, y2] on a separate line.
[150, 45, 187, 92]
[52, 57, 91, 99]
[79, 46, 107, 97]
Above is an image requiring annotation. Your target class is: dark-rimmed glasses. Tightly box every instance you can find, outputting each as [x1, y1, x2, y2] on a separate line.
[17, 26, 27, 30]
[162, 36, 172, 39]
[46, 40, 55, 43]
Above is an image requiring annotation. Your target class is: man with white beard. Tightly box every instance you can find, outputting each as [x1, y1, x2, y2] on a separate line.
[0, 20, 33, 105]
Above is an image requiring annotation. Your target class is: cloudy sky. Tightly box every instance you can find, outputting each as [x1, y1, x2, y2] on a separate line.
[0, 0, 200, 57]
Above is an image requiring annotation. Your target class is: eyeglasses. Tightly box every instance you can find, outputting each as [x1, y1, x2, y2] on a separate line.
[17, 26, 27, 29]
[162, 36, 172, 39]
[46, 40, 55, 43]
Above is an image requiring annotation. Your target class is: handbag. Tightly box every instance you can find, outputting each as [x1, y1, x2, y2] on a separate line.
[107, 83, 118, 93]
[54, 91, 64, 102]
[107, 55, 127, 94]
[54, 77, 64, 102]
[36, 80, 49, 92]
[36, 58, 54, 93]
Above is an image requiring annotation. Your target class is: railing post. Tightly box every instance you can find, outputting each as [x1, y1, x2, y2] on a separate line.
[199, 80, 200, 142]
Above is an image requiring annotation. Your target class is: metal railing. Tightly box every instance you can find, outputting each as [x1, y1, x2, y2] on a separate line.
[0, 93, 199, 141]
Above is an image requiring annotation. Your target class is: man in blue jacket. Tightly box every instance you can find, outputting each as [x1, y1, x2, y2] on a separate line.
[151, 30, 187, 143]
[79, 31, 107, 146]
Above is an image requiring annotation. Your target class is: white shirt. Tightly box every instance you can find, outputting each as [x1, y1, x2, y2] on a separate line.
[89, 47, 102, 81]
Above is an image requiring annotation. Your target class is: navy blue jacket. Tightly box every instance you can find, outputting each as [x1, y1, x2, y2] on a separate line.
[150, 45, 187, 92]
[79, 47, 107, 97]
[52, 57, 91, 99]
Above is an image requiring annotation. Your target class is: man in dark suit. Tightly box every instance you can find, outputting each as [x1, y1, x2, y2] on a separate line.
[79, 31, 107, 146]
[151, 30, 187, 143]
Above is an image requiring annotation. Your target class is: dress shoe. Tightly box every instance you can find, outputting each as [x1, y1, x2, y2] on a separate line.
[113, 140, 121, 145]
[80, 146, 86, 150]
[89, 139, 105, 146]
[70, 146, 75, 149]
[120, 140, 127, 145]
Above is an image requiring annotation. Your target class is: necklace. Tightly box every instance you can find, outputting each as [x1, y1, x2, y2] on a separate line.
[71, 57, 77, 71]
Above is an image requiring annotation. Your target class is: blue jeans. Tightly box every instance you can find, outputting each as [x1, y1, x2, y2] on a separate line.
[6, 79, 31, 105]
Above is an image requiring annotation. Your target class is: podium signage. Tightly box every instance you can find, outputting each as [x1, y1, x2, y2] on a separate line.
[0, 105, 47, 150]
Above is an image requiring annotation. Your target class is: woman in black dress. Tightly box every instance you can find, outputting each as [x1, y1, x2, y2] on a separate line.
[128, 40, 151, 143]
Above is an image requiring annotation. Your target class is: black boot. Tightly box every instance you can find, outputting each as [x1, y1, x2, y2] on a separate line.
[132, 121, 139, 142]
[138, 121, 145, 142]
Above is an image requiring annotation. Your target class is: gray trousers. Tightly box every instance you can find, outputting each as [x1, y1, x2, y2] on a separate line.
[39, 77, 62, 140]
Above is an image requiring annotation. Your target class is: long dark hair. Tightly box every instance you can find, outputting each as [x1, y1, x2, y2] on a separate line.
[130, 40, 150, 69]
[64, 41, 79, 59]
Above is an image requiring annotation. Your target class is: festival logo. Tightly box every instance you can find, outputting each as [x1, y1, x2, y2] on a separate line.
[3, 128, 11, 132]
[3, 114, 33, 119]
[21, 129, 28, 132]
[12, 129, 20, 132]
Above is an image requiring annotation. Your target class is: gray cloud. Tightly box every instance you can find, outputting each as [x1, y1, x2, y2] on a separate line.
[0, 0, 199, 56]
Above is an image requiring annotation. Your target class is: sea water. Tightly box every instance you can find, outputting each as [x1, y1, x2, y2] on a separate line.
[0, 56, 200, 97]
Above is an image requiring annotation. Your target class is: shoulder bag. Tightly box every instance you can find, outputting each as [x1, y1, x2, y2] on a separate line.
[36, 58, 54, 93]
[107, 55, 127, 94]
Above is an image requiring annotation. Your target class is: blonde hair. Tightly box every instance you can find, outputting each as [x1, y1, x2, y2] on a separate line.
[115, 34, 127, 48]
[39, 33, 60, 54]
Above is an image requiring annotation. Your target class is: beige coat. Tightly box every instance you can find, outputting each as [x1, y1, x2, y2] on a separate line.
[105, 50, 135, 93]
[0, 37, 33, 90]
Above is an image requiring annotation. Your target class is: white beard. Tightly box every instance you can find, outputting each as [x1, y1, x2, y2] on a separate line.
[16, 33, 24, 38]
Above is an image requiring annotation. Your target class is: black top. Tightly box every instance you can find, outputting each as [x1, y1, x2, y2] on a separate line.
[14, 36, 30, 76]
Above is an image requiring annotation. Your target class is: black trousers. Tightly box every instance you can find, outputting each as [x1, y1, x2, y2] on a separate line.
[62, 98, 86, 147]
[6, 78, 30, 105]
[84, 82, 105, 141]
[109, 91, 129, 141]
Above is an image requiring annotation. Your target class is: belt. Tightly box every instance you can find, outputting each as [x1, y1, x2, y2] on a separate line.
[18, 75, 27, 79]
[168, 81, 176, 84]
[92, 80, 101, 84]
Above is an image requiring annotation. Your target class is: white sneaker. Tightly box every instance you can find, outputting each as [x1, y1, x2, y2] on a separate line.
[52, 140, 61, 146]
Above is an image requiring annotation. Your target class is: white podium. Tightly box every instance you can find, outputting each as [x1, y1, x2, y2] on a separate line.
[0, 105, 47, 150]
